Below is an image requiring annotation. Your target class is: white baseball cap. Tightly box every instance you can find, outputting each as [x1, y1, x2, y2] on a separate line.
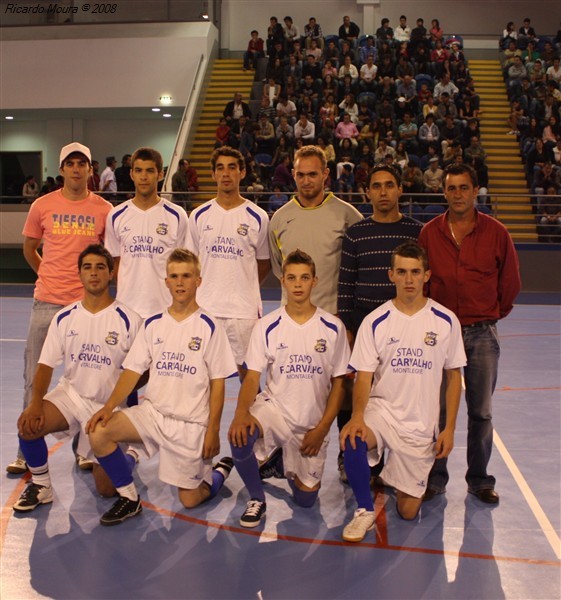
[59, 142, 92, 166]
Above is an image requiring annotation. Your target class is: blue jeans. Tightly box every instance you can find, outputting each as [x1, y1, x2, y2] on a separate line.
[429, 323, 500, 493]
[18, 300, 64, 459]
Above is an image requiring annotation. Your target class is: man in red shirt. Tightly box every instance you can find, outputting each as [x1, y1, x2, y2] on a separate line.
[243, 30, 265, 71]
[418, 163, 521, 505]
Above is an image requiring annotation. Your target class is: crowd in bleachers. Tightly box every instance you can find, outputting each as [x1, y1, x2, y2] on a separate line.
[500, 18, 561, 241]
[221, 14, 491, 217]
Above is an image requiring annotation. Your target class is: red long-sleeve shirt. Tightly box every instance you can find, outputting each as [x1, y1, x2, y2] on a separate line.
[418, 210, 521, 326]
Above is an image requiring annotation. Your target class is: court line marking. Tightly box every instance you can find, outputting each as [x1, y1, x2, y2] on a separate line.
[2, 442, 559, 568]
[0, 338, 26, 342]
[496, 386, 561, 392]
[142, 501, 561, 567]
[494, 429, 561, 560]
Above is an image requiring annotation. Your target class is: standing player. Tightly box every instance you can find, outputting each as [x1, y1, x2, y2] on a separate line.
[104, 147, 189, 320]
[87, 250, 236, 526]
[419, 164, 521, 504]
[340, 242, 466, 541]
[186, 147, 270, 378]
[269, 145, 362, 315]
[7, 142, 112, 475]
[228, 250, 350, 527]
[13, 245, 142, 512]
[336, 165, 423, 482]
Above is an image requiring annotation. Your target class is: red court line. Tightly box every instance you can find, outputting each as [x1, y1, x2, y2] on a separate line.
[496, 386, 561, 392]
[142, 501, 561, 567]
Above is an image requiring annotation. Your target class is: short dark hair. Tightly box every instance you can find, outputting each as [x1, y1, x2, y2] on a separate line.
[131, 147, 163, 172]
[367, 164, 402, 188]
[78, 244, 114, 271]
[391, 241, 429, 271]
[121, 154, 132, 163]
[251, 29, 258, 35]
[443, 163, 479, 188]
[210, 146, 245, 172]
[282, 248, 316, 277]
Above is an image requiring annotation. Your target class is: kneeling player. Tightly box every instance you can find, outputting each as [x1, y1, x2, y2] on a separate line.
[87, 249, 237, 526]
[340, 242, 466, 542]
[13, 244, 142, 512]
[228, 250, 350, 528]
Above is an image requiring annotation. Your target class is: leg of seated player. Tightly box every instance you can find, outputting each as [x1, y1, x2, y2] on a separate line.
[396, 490, 422, 521]
[13, 400, 69, 512]
[288, 476, 320, 508]
[92, 464, 117, 498]
[341, 431, 378, 542]
[90, 412, 143, 498]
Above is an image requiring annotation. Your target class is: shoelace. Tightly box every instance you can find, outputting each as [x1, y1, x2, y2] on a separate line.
[245, 500, 263, 516]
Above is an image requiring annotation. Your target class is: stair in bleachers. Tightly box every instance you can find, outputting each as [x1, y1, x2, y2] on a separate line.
[469, 59, 536, 241]
[186, 59, 254, 204]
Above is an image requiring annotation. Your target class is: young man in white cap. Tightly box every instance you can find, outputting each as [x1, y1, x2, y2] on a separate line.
[6, 142, 112, 475]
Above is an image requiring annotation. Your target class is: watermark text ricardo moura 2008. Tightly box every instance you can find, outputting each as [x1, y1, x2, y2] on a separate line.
[4, 3, 119, 15]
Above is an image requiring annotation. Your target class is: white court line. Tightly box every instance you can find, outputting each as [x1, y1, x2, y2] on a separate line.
[0, 339, 25, 342]
[494, 429, 561, 559]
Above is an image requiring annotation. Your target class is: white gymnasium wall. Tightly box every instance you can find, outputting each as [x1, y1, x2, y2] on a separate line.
[221, 0, 557, 51]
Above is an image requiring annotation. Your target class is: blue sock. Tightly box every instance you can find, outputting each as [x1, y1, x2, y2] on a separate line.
[288, 479, 318, 508]
[19, 436, 48, 468]
[208, 470, 225, 500]
[126, 391, 139, 407]
[96, 446, 133, 488]
[344, 437, 374, 511]
[230, 428, 265, 502]
[125, 452, 136, 471]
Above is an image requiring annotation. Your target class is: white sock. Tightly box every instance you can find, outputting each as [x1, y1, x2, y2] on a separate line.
[116, 482, 138, 501]
[29, 463, 51, 489]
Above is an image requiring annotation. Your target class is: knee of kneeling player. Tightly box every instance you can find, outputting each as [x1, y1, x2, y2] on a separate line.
[179, 487, 207, 509]
[292, 478, 320, 507]
[396, 502, 421, 521]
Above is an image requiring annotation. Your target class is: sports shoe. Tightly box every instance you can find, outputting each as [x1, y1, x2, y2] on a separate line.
[337, 452, 348, 484]
[213, 456, 234, 480]
[100, 495, 142, 526]
[259, 447, 284, 479]
[76, 455, 94, 471]
[6, 457, 28, 475]
[342, 508, 376, 543]
[240, 498, 266, 528]
[13, 483, 53, 512]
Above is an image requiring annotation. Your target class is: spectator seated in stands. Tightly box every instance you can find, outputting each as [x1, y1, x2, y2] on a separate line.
[269, 185, 289, 214]
[402, 161, 424, 198]
[436, 93, 459, 127]
[339, 93, 359, 124]
[294, 113, 316, 144]
[507, 56, 528, 98]
[215, 118, 231, 148]
[423, 156, 444, 197]
[335, 112, 360, 148]
[338, 15, 360, 49]
[338, 55, 359, 85]
[398, 113, 419, 154]
[283, 16, 300, 52]
[243, 30, 265, 71]
[464, 135, 487, 163]
[359, 56, 378, 93]
[223, 92, 252, 125]
[271, 153, 294, 191]
[303, 17, 324, 50]
[537, 185, 561, 243]
[337, 163, 355, 201]
[255, 114, 276, 154]
[267, 16, 285, 56]
[325, 39, 341, 69]
[275, 115, 295, 144]
[433, 73, 459, 102]
[285, 54, 303, 82]
[359, 36, 377, 65]
[418, 113, 440, 152]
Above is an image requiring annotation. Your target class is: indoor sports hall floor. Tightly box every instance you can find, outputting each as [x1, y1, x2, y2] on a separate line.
[1, 293, 560, 599]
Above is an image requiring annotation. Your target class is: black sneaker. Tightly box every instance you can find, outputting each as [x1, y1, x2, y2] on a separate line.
[259, 447, 284, 479]
[100, 495, 142, 526]
[240, 498, 266, 528]
[213, 457, 234, 481]
[13, 483, 53, 512]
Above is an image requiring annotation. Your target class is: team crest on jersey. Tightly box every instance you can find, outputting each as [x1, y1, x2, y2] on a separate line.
[189, 337, 202, 351]
[424, 332, 438, 346]
[105, 331, 119, 346]
[237, 223, 249, 236]
[314, 339, 327, 353]
[156, 223, 168, 236]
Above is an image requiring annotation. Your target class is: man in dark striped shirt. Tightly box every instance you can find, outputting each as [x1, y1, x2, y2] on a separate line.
[336, 165, 422, 482]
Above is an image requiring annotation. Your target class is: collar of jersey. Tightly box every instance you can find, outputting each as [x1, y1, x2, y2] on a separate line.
[291, 192, 334, 209]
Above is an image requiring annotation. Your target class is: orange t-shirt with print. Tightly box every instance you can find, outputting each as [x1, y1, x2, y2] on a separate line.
[22, 190, 112, 305]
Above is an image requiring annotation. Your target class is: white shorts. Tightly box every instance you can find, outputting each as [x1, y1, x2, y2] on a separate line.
[44, 379, 102, 461]
[250, 399, 327, 489]
[123, 401, 212, 490]
[363, 405, 435, 498]
[217, 317, 257, 366]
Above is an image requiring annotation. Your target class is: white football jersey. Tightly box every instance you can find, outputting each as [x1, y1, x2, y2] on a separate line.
[245, 306, 351, 433]
[186, 199, 269, 319]
[123, 308, 237, 425]
[350, 299, 467, 440]
[105, 199, 188, 318]
[39, 301, 142, 404]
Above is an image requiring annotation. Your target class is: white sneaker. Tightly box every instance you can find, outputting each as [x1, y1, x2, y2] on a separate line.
[76, 455, 94, 471]
[342, 508, 376, 543]
[6, 457, 28, 474]
[13, 483, 53, 512]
